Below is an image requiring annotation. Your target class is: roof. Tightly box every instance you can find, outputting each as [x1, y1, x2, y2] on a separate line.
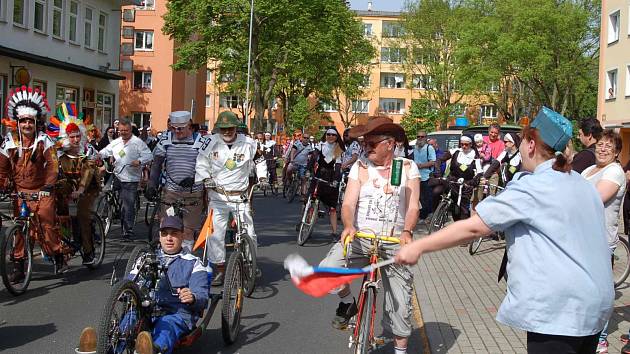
[353, 10, 402, 18]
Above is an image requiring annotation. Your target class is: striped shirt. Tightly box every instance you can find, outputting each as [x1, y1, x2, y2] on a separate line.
[153, 133, 204, 192]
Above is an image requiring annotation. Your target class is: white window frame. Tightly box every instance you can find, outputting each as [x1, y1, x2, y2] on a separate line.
[135, 0, 155, 10]
[319, 100, 338, 112]
[382, 21, 403, 38]
[84, 6, 94, 49]
[67, 0, 78, 43]
[206, 69, 212, 82]
[220, 94, 241, 108]
[56, 85, 79, 105]
[379, 98, 406, 114]
[480, 105, 498, 119]
[132, 112, 151, 128]
[97, 12, 107, 52]
[363, 22, 372, 37]
[205, 94, 211, 107]
[96, 92, 114, 129]
[52, 0, 64, 39]
[351, 100, 369, 114]
[33, 0, 47, 34]
[134, 30, 154, 51]
[380, 73, 405, 89]
[606, 68, 618, 100]
[609, 9, 620, 44]
[12, 0, 27, 27]
[133, 71, 152, 90]
[381, 47, 406, 64]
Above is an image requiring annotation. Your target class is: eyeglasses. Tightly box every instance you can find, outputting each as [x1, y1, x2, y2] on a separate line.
[173, 125, 188, 132]
[460, 142, 471, 147]
[365, 138, 389, 149]
[417, 135, 426, 138]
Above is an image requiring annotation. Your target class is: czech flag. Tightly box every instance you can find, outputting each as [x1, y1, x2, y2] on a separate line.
[283, 254, 394, 298]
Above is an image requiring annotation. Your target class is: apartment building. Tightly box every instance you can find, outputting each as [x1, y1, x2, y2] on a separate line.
[118, 0, 205, 132]
[597, 0, 630, 163]
[0, 0, 124, 132]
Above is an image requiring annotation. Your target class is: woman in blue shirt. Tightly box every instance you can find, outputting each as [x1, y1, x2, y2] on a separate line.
[396, 107, 614, 354]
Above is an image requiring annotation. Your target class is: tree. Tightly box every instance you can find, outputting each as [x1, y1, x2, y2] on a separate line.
[286, 96, 319, 134]
[163, 0, 373, 132]
[400, 98, 440, 139]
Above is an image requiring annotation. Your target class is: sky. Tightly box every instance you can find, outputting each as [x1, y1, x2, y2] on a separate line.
[348, 0, 406, 12]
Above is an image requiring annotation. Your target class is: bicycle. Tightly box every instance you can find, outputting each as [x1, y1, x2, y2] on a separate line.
[206, 180, 259, 298]
[147, 198, 199, 243]
[428, 177, 475, 233]
[297, 176, 337, 246]
[468, 183, 505, 255]
[613, 235, 630, 288]
[0, 192, 106, 296]
[95, 165, 141, 236]
[284, 169, 300, 203]
[343, 230, 400, 354]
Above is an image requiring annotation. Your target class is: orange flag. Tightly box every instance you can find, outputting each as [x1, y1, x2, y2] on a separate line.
[193, 210, 213, 251]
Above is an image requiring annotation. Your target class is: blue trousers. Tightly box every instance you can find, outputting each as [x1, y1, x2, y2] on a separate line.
[118, 311, 189, 354]
[119, 182, 138, 238]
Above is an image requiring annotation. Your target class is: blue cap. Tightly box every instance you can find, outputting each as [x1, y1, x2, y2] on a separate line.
[159, 216, 184, 232]
[531, 107, 573, 152]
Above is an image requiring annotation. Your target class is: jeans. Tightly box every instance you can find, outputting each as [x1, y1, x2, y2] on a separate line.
[119, 182, 138, 238]
[420, 180, 433, 219]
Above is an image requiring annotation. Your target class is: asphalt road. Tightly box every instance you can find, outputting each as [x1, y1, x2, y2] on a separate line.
[0, 193, 422, 354]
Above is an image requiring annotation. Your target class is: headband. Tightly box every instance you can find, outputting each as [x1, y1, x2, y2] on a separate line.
[504, 133, 515, 144]
[460, 136, 472, 143]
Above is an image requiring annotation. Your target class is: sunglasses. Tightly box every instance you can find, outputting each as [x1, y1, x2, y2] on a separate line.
[173, 125, 188, 132]
[326, 133, 337, 137]
[365, 138, 389, 149]
[460, 142, 471, 146]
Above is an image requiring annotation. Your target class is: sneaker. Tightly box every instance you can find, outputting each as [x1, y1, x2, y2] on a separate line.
[134, 331, 155, 354]
[622, 342, 630, 354]
[596, 340, 608, 353]
[54, 254, 68, 274]
[8, 260, 25, 284]
[332, 299, 358, 330]
[77, 327, 97, 353]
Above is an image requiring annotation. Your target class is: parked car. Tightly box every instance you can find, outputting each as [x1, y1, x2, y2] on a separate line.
[462, 124, 523, 139]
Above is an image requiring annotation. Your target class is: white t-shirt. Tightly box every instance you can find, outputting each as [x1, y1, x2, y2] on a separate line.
[348, 158, 420, 235]
[582, 163, 626, 248]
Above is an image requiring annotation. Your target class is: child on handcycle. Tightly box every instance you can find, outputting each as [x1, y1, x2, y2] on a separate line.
[78, 215, 209, 354]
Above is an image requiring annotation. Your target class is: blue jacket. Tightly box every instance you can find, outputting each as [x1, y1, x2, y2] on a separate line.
[128, 249, 210, 330]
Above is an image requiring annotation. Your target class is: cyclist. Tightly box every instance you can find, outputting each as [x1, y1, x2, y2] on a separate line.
[195, 111, 267, 286]
[0, 86, 64, 276]
[319, 117, 420, 354]
[52, 110, 101, 265]
[572, 118, 602, 173]
[397, 107, 613, 353]
[306, 128, 345, 238]
[287, 133, 315, 198]
[98, 117, 153, 240]
[340, 128, 360, 172]
[281, 131, 301, 193]
[147, 111, 205, 251]
[262, 132, 279, 188]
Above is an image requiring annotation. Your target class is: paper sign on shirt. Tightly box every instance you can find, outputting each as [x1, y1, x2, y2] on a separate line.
[118, 149, 126, 158]
[460, 164, 468, 172]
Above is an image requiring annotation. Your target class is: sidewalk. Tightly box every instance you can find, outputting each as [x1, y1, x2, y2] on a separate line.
[410, 232, 630, 353]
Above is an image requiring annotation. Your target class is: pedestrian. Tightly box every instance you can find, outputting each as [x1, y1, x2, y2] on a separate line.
[396, 107, 614, 354]
[573, 118, 603, 173]
[413, 130, 436, 221]
[98, 126, 116, 151]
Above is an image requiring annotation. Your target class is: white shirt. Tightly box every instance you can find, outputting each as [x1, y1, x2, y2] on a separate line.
[582, 163, 626, 248]
[99, 135, 153, 182]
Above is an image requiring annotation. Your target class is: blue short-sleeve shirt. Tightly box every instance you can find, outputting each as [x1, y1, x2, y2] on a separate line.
[475, 159, 614, 336]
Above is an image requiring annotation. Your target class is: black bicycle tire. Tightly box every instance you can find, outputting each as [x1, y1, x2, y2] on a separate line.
[96, 195, 113, 236]
[147, 200, 161, 242]
[241, 233, 258, 297]
[143, 202, 152, 226]
[124, 244, 152, 276]
[287, 179, 298, 203]
[614, 237, 630, 288]
[271, 182, 279, 196]
[297, 197, 314, 246]
[96, 280, 148, 354]
[468, 237, 483, 256]
[428, 200, 449, 234]
[86, 213, 106, 269]
[355, 287, 376, 354]
[221, 251, 243, 345]
[0, 225, 33, 296]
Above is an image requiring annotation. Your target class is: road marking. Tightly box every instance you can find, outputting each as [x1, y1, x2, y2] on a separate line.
[412, 283, 431, 354]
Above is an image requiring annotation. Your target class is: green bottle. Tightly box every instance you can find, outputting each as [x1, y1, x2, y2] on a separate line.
[391, 158, 403, 186]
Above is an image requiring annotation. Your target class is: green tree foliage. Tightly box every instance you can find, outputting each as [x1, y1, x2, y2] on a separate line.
[163, 0, 373, 132]
[287, 96, 318, 134]
[400, 98, 440, 139]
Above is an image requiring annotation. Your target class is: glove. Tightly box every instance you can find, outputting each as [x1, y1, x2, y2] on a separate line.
[258, 178, 270, 189]
[145, 185, 157, 200]
[203, 178, 217, 189]
[178, 177, 195, 189]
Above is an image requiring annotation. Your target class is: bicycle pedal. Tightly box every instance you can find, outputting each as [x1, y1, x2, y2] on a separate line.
[374, 336, 386, 346]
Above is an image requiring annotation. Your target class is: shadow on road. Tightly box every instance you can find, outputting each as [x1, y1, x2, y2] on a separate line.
[0, 323, 57, 350]
[422, 322, 461, 353]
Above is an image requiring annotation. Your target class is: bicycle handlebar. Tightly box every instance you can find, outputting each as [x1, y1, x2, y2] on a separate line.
[343, 230, 401, 257]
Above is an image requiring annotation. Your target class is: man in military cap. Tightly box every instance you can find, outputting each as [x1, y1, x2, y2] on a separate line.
[195, 111, 267, 285]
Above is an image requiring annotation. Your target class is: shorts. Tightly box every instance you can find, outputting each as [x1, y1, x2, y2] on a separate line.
[296, 165, 308, 178]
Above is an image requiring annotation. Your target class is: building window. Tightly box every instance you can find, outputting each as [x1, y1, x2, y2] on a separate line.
[359, 74, 370, 88]
[219, 94, 241, 108]
[84, 7, 93, 48]
[68, 1, 78, 43]
[52, 0, 63, 38]
[382, 21, 404, 38]
[381, 47, 406, 64]
[133, 71, 152, 90]
[34, 0, 46, 33]
[488, 82, 499, 92]
[363, 23, 372, 37]
[380, 73, 405, 89]
[56, 85, 78, 104]
[132, 112, 151, 128]
[319, 100, 338, 112]
[13, 0, 25, 26]
[609, 10, 620, 44]
[606, 69, 618, 99]
[96, 93, 114, 129]
[32, 80, 47, 96]
[379, 98, 406, 114]
[134, 30, 154, 51]
[205, 94, 211, 107]
[412, 74, 430, 89]
[352, 100, 369, 113]
[206, 69, 212, 82]
[136, 0, 155, 10]
[97, 13, 107, 51]
[480, 105, 497, 119]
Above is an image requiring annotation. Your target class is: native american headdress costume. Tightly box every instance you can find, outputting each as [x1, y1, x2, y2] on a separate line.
[46, 102, 90, 151]
[2, 85, 52, 157]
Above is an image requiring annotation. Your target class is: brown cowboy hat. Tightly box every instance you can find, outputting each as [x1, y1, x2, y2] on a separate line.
[348, 117, 405, 140]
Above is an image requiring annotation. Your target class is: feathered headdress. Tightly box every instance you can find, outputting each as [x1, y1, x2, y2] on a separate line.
[3, 86, 51, 157]
[47, 102, 88, 150]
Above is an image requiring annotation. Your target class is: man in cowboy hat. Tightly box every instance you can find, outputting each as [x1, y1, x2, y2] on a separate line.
[195, 111, 268, 285]
[318, 116, 420, 354]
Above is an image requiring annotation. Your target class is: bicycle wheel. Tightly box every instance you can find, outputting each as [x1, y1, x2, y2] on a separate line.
[86, 213, 106, 269]
[428, 200, 450, 233]
[241, 233, 258, 297]
[95, 194, 113, 236]
[221, 251, 244, 344]
[468, 237, 483, 256]
[97, 280, 148, 354]
[297, 198, 318, 246]
[287, 179, 298, 203]
[354, 287, 376, 354]
[124, 244, 151, 276]
[271, 181, 279, 196]
[147, 201, 161, 243]
[614, 237, 630, 288]
[0, 225, 33, 296]
[143, 202, 152, 226]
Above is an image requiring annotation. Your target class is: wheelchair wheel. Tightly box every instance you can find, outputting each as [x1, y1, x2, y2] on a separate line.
[241, 233, 258, 297]
[86, 213, 106, 269]
[124, 244, 152, 277]
[97, 280, 148, 354]
[0, 225, 33, 296]
[222, 251, 244, 344]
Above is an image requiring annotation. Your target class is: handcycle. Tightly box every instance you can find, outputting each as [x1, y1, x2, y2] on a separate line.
[343, 230, 400, 354]
[206, 180, 259, 298]
[297, 176, 338, 246]
[0, 191, 106, 296]
[95, 244, 240, 353]
[95, 164, 141, 236]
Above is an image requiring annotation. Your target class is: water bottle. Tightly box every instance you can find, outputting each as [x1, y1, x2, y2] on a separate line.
[390, 158, 403, 186]
[19, 200, 29, 218]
